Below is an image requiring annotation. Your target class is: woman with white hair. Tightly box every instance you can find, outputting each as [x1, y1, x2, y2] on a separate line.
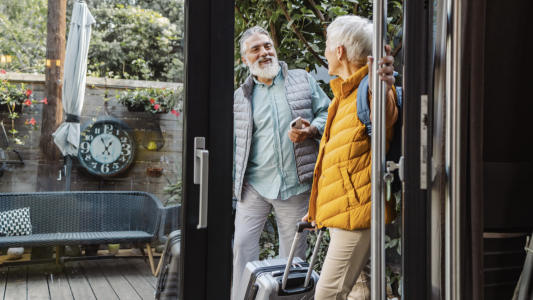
[301, 15, 398, 299]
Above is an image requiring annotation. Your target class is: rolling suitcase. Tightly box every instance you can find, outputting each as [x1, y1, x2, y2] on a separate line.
[236, 222, 327, 300]
[155, 230, 181, 300]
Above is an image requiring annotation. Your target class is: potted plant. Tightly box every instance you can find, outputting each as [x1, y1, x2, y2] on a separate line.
[108, 244, 120, 255]
[116, 86, 183, 115]
[84, 244, 100, 256]
[0, 72, 48, 145]
[0, 81, 32, 114]
[163, 156, 182, 206]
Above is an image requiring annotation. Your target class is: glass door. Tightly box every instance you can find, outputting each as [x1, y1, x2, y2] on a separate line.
[0, 0, 234, 298]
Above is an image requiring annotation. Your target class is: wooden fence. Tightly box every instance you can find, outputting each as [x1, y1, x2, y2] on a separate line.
[0, 73, 183, 204]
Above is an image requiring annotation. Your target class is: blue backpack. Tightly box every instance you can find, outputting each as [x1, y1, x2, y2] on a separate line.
[356, 73, 403, 195]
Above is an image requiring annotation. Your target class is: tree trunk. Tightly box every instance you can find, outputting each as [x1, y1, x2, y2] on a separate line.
[266, 10, 280, 48]
[36, 0, 66, 192]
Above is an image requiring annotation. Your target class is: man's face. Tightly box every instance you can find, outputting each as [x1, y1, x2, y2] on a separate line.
[241, 34, 277, 67]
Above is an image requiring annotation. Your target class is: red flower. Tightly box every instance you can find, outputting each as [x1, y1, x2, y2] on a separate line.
[0, 69, 6, 75]
[24, 99, 32, 106]
[150, 98, 155, 104]
[28, 118, 36, 126]
[41, 98, 48, 104]
[154, 104, 160, 110]
[171, 109, 180, 117]
[25, 89, 32, 97]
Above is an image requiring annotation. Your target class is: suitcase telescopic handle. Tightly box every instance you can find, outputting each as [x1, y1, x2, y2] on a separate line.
[304, 227, 326, 287]
[282, 222, 326, 291]
[297, 221, 315, 233]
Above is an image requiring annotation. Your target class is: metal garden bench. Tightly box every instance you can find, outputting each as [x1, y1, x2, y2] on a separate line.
[0, 191, 163, 273]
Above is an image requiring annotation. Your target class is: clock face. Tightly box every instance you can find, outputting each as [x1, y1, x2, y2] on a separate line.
[78, 121, 136, 177]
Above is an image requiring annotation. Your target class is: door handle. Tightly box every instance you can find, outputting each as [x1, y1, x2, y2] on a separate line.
[194, 137, 209, 229]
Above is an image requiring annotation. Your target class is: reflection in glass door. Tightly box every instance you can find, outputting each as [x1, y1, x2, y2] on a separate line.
[0, 0, 190, 298]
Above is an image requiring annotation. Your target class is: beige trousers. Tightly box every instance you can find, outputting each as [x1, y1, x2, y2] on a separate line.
[316, 228, 372, 300]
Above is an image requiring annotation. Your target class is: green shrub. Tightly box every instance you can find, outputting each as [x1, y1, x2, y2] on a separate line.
[87, 3, 184, 82]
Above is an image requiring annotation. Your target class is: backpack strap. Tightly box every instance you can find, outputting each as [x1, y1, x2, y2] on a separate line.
[356, 72, 401, 138]
[356, 75, 372, 137]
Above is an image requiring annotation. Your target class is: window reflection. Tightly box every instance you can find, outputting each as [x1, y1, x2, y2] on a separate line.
[0, 0, 184, 297]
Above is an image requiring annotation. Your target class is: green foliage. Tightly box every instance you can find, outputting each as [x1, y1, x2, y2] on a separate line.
[0, 0, 48, 72]
[0, 81, 30, 107]
[115, 86, 183, 113]
[384, 191, 402, 296]
[234, 0, 404, 91]
[386, 266, 402, 296]
[259, 211, 280, 260]
[0, 78, 45, 145]
[385, 191, 402, 256]
[0, 0, 184, 81]
[86, 2, 184, 82]
[163, 156, 182, 206]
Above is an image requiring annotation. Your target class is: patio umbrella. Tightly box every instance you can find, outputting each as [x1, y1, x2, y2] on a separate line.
[52, 0, 95, 191]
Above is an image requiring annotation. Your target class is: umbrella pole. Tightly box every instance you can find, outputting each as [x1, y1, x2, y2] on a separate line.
[65, 156, 72, 191]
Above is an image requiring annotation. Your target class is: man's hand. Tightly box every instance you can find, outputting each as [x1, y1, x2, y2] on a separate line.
[287, 119, 318, 143]
[301, 212, 317, 229]
[368, 45, 395, 95]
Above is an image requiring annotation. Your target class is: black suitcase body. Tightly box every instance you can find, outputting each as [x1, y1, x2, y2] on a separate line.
[236, 222, 326, 300]
[155, 230, 181, 300]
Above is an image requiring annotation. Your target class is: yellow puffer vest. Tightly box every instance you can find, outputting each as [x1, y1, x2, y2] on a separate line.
[308, 65, 396, 230]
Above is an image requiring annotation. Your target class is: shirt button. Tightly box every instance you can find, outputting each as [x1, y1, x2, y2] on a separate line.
[322, 175, 325, 178]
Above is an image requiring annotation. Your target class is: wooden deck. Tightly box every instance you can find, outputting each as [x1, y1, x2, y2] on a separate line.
[0, 258, 160, 299]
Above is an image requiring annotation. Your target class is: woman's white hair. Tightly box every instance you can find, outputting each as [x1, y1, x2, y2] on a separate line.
[327, 15, 373, 65]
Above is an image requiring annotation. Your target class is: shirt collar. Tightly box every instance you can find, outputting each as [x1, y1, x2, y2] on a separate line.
[330, 65, 369, 99]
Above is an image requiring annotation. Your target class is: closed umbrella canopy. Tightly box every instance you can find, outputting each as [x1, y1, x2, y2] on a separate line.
[52, 0, 95, 156]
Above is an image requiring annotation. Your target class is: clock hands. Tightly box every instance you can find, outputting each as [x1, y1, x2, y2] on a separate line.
[101, 138, 113, 155]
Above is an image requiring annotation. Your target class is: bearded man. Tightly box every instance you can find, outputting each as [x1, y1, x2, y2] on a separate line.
[232, 26, 330, 298]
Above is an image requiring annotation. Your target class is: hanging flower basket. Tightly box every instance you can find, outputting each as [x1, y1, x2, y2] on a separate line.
[116, 86, 183, 115]
[0, 81, 31, 114]
[0, 103, 23, 113]
[126, 103, 150, 113]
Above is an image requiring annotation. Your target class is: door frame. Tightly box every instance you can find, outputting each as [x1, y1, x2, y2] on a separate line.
[402, 0, 433, 298]
[180, 0, 234, 299]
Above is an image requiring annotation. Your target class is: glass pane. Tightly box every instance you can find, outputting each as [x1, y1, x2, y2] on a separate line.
[0, 0, 184, 297]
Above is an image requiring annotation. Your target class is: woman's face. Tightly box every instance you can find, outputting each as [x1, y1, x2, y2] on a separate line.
[325, 38, 341, 77]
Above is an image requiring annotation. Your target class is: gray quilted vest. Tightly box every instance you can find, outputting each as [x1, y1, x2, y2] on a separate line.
[233, 61, 319, 201]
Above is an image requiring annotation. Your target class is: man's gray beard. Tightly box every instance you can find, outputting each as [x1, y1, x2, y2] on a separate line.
[248, 56, 280, 79]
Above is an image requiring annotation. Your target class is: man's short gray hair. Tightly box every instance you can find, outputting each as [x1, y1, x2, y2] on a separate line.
[239, 26, 273, 57]
[327, 15, 373, 65]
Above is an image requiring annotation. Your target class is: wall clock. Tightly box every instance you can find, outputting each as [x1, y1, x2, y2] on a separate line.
[78, 116, 137, 177]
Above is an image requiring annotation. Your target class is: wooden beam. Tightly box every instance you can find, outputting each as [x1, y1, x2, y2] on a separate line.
[36, 0, 67, 192]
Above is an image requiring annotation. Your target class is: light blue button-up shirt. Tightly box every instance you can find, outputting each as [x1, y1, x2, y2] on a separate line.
[241, 68, 330, 200]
